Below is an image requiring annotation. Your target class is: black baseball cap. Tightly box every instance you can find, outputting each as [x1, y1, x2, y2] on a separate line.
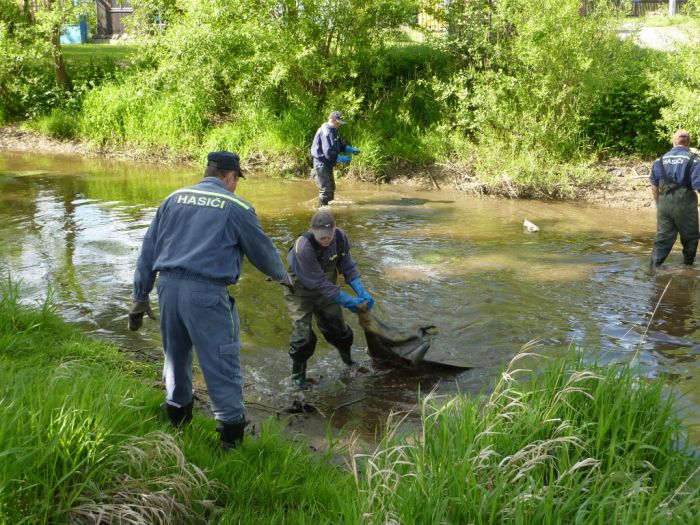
[207, 151, 244, 178]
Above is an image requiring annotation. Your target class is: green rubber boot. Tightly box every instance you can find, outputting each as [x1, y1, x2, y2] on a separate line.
[292, 360, 308, 390]
[337, 345, 354, 366]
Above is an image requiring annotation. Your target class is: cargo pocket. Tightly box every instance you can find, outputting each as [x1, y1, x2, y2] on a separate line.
[218, 342, 239, 377]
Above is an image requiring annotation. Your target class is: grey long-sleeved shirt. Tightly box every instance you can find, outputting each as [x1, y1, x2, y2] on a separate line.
[133, 177, 286, 301]
[287, 229, 360, 300]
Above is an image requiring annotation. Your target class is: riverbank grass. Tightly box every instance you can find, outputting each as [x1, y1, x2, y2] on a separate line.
[1, 281, 698, 523]
[0, 281, 357, 524]
[356, 344, 700, 523]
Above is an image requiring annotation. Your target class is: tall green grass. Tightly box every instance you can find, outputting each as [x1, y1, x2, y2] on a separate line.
[1, 279, 698, 523]
[354, 342, 700, 524]
[0, 279, 357, 524]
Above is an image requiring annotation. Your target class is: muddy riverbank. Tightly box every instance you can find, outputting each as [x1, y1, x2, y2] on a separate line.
[1, 124, 660, 210]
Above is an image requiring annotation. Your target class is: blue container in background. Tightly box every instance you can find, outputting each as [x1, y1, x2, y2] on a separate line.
[60, 16, 88, 44]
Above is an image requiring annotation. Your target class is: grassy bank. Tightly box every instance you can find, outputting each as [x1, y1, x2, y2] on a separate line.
[1, 279, 698, 523]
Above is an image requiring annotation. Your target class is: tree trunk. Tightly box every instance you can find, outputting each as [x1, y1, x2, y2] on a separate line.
[50, 25, 72, 91]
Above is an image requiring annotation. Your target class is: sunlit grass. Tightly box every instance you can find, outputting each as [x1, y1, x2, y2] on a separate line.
[62, 43, 137, 67]
[354, 342, 700, 524]
[1, 277, 698, 523]
[0, 278, 358, 524]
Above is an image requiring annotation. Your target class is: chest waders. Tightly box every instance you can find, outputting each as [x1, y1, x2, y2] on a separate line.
[285, 231, 354, 389]
[652, 156, 700, 267]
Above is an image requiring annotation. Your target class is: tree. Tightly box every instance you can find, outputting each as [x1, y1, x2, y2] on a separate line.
[25, 0, 93, 90]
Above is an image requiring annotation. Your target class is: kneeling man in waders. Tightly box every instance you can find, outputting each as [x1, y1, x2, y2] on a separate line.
[284, 210, 375, 389]
[650, 129, 700, 268]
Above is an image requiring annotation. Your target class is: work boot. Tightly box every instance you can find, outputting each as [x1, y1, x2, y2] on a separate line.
[648, 256, 660, 274]
[337, 346, 354, 366]
[291, 359, 308, 390]
[165, 401, 193, 427]
[217, 416, 247, 450]
[318, 198, 328, 207]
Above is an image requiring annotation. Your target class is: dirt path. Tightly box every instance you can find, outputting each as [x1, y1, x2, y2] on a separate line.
[619, 22, 700, 52]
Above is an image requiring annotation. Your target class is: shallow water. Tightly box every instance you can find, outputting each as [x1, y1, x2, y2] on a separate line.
[1, 151, 698, 443]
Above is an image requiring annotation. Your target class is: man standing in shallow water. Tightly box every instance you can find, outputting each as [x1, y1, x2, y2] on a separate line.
[128, 151, 292, 449]
[310, 111, 361, 207]
[649, 129, 700, 269]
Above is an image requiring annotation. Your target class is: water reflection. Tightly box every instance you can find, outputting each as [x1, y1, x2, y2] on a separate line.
[0, 151, 698, 441]
[646, 272, 699, 360]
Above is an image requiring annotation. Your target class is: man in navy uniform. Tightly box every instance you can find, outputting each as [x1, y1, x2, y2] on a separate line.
[310, 111, 360, 206]
[650, 129, 700, 268]
[128, 151, 292, 448]
[284, 210, 374, 389]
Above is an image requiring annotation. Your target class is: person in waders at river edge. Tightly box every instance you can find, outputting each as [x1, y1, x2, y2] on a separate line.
[649, 129, 700, 269]
[310, 111, 361, 207]
[284, 210, 375, 390]
[128, 151, 293, 449]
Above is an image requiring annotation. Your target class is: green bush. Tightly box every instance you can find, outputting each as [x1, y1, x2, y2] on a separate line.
[651, 45, 700, 145]
[27, 108, 79, 139]
[582, 80, 668, 155]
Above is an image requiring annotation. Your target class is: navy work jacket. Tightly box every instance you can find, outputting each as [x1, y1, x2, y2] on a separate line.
[310, 123, 347, 167]
[650, 146, 700, 190]
[133, 177, 286, 301]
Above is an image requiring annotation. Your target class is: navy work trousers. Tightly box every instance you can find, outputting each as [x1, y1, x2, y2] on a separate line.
[312, 161, 335, 205]
[157, 273, 243, 423]
[652, 185, 699, 266]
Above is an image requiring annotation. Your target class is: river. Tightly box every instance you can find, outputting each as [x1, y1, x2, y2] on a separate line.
[1, 151, 698, 444]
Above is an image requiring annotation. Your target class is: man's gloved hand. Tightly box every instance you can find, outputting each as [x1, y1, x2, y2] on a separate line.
[335, 291, 367, 313]
[279, 272, 295, 293]
[128, 300, 156, 331]
[348, 277, 374, 310]
[345, 146, 360, 154]
[337, 154, 351, 164]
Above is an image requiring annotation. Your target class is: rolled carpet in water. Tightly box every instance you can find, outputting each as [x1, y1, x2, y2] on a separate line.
[356, 304, 470, 372]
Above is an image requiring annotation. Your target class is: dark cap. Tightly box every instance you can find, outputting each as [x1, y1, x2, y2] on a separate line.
[328, 111, 346, 125]
[207, 151, 244, 177]
[310, 210, 336, 240]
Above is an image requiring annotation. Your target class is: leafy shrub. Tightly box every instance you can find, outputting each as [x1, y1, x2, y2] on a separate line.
[27, 108, 79, 139]
[651, 45, 700, 146]
[582, 81, 668, 155]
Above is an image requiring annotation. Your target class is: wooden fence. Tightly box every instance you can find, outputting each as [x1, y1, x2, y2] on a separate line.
[629, 0, 689, 16]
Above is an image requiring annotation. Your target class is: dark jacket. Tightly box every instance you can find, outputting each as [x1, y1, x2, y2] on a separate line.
[287, 228, 360, 300]
[310, 123, 347, 167]
[650, 146, 700, 190]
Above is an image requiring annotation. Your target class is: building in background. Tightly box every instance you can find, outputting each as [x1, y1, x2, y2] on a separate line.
[96, 0, 133, 37]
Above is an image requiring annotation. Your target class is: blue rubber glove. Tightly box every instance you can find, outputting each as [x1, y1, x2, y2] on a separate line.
[337, 154, 351, 164]
[335, 291, 366, 313]
[349, 278, 374, 310]
[345, 146, 360, 154]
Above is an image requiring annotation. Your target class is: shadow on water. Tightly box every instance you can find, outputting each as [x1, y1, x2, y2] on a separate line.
[1, 151, 698, 442]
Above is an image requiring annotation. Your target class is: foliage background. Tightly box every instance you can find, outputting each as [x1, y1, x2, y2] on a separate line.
[1, 0, 699, 195]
